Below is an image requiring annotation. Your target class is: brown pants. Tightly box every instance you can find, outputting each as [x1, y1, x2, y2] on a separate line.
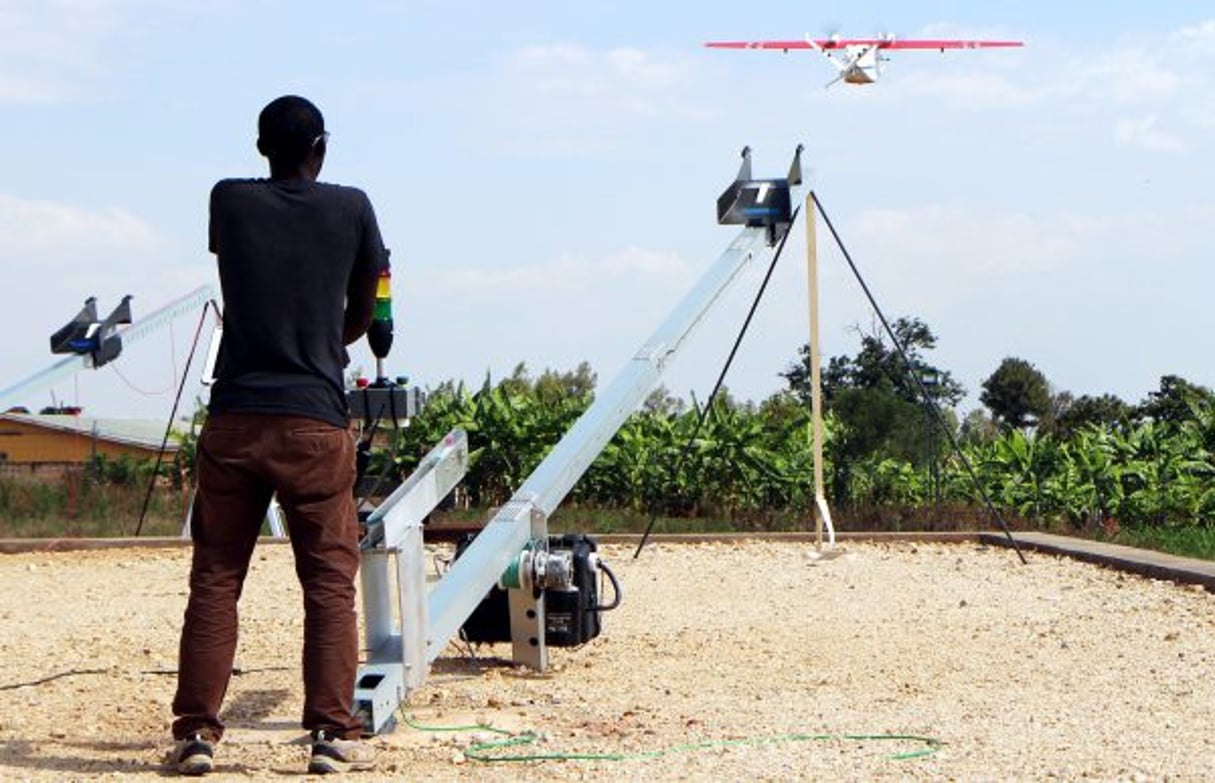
[172, 413, 364, 741]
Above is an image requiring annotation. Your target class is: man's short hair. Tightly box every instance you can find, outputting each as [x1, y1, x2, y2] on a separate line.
[257, 95, 325, 165]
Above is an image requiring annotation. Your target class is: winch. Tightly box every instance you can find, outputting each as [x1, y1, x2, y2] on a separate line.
[456, 532, 620, 647]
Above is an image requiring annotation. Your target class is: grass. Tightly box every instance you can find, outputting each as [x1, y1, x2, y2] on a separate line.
[1111, 524, 1215, 561]
[0, 474, 186, 538]
[3, 478, 1213, 562]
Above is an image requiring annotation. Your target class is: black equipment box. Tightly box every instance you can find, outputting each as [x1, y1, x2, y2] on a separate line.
[455, 532, 603, 647]
[347, 384, 424, 424]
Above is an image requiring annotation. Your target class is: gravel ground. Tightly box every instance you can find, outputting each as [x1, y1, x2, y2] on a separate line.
[0, 538, 1212, 781]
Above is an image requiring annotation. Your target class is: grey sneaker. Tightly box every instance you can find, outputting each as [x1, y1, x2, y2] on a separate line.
[308, 730, 378, 774]
[172, 733, 214, 776]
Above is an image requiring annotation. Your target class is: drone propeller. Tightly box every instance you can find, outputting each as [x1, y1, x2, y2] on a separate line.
[805, 33, 846, 88]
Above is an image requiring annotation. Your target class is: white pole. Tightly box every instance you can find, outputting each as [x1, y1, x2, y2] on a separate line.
[805, 193, 834, 550]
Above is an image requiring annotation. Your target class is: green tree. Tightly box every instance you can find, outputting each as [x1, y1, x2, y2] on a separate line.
[1136, 374, 1213, 428]
[172, 398, 209, 487]
[1047, 393, 1134, 439]
[981, 357, 1051, 431]
[642, 385, 686, 416]
[959, 408, 999, 446]
[782, 316, 963, 505]
[535, 361, 597, 406]
[784, 317, 964, 409]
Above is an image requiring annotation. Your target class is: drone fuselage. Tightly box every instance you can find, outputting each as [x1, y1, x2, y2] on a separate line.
[839, 44, 881, 84]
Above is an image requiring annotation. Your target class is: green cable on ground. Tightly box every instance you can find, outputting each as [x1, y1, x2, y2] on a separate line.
[401, 713, 514, 736]
[401, 714, 942, 763]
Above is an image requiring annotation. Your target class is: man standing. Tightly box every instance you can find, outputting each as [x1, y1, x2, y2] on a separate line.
[171, 95, 384, 776]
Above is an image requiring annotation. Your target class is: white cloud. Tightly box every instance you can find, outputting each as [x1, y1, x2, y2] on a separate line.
[511, 44, 690, 97]
[604, 47, 686, 90]
[0, 0, 126, 104]
[0, 193, 160, 253]
[1174, 19, 1215, 53]
[477, 43, 709, 153]
[899, 70, 1041, 108]
[843, 204, 1196, 296]
[1114, 115, 1184, 151]
[874, 26, 1215, 165]
[912, 22, 1025, 41]
[382, 246, 704, 391]
[1071, 48, 1181, 104]
[902, 46, 1180, 111]
[894, 25, 1195, 112]
[1187, 105, 1215, 128]
[850, 206, 1080, 278]
[414, 246, 692, 298]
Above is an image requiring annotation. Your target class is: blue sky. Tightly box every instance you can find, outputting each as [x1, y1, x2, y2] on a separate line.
[3, 1, 1214, 422]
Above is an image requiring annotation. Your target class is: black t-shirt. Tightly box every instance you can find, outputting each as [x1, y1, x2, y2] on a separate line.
[207, 178, 386, 427]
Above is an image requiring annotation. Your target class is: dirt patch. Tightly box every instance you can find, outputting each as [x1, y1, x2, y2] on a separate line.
[0, 539, 1212, 780]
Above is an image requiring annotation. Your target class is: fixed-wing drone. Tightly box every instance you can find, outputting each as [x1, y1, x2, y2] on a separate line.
[705, 34, 1023, 87]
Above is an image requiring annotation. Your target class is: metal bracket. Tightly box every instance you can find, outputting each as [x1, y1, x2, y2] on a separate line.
[507, 508, 549, 671]
[354, 429, 469, 735]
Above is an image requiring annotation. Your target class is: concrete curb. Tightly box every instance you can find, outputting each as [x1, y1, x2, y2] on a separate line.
[589, 530, 978, 546]
[0, 536, 287, 554]
[0, 530, 975, 554]
[980, 531, 1215, 593]
[1, 530, 1211, 593]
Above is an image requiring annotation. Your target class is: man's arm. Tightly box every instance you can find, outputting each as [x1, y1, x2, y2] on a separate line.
[343, 266, 377, 345]
[344, 193, 387, 346]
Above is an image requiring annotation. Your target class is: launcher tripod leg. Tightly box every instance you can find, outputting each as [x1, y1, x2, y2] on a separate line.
[180, 491, 287, 539]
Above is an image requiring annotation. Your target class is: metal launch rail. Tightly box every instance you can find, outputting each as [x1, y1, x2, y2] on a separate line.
[354, 147, 803, 734]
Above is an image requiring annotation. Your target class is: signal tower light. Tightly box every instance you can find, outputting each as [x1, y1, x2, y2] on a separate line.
[367, 265, 394, 383]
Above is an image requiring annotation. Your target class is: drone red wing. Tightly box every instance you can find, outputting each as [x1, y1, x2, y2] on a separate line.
[879, 39, 1023, 50]
[704, 39, 1023, 51]
[705, 40, 815, 51]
